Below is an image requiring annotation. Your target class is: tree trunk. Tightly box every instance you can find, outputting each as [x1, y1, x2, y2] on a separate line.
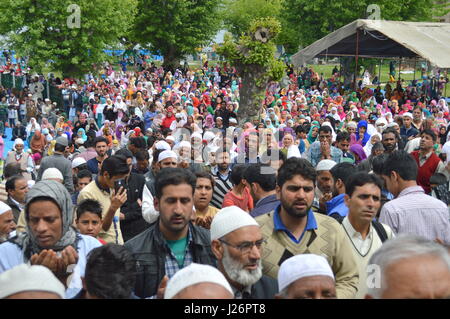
[341, 57, 355, 89]
[236, 63, 267, 124]
[163, 46, 182, 72]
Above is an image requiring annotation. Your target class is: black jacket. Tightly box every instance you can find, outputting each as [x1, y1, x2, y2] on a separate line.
[238, 275, 278, 299]
[124, 221, 217, 298]
[12, 126, 26, 141]
[120, 173, 148, 242]
[7, 196, 21, 224]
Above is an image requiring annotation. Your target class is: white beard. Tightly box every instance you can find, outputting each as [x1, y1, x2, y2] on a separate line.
[222, 248, 262, 287]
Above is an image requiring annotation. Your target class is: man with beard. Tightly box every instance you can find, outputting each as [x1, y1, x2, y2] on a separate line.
[87, 137, 109, 175]
[312, 160, 336, 214]
[210, 206, 278, 299]
[124, 168, 216, 299]
[381, 128, 399, 154]
[255, 158, 359, 299]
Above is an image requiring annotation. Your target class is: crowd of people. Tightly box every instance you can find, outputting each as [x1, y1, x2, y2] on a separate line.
[0, 59, 449, 300]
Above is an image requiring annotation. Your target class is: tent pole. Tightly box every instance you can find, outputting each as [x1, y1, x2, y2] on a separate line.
[354, 29, 359, 91]
[413, 58, 417, 81]
[378, 59, 382, 84]
[398, 57, 401, 81]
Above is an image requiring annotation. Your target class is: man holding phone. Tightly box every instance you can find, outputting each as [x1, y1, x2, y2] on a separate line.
[78, 155, 130, 244]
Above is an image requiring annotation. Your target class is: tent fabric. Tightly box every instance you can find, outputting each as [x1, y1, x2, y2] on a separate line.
[292, 19, 450, 69]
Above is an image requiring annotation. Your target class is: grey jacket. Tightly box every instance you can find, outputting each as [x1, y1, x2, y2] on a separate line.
[37, 153, 74, 193]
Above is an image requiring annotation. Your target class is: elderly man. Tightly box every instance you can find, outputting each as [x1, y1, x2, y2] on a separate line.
[0, 264, 66, 299]
[37, 136, 74, 193]
[312, 159, 336, 214]
[305, 126, 342, 167]
[164, 263, 234, 299]
[210, 206, 278, 299]
[0, 180, 102, 298]
[365, 235, 450, 299]
[0, 202, 16, 243]
[5, 138, 34, 181]
[276, 254, 336, 299]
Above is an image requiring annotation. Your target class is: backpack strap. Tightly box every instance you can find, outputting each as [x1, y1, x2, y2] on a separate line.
[371, 220, 388, 243]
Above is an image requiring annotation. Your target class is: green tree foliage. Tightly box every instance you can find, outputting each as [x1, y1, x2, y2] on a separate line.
[222, 0, 282, 38]
[132, 0, 221, 69]
[217, 18, 285, 123]
[0, 0, 137, 78]
[280, 0, 446, 53]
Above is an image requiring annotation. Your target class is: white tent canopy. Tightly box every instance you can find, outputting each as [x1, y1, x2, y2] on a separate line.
[292, 19, 450, 69]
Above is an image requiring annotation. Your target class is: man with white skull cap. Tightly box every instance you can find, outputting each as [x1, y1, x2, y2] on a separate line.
[0, 264, 66, 299]
[276, 254, 336, 299]
[210, 206, 278, 299]
[0, 201, 16, 243]
[164, 263, 233, 299]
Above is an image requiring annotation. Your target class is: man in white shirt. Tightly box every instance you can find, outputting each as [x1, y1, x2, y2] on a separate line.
[341, 172, 394, 298]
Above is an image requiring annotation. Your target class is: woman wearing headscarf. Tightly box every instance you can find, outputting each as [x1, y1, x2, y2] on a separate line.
[356, 120, 371, 146]
[0, 180, 102, 298]
[363, 133, 382, 157]
[76, 128, 88, 142]
[349, 144, 367, 165]
[307, 124, 320, 145]
[30, 129, 46, 155]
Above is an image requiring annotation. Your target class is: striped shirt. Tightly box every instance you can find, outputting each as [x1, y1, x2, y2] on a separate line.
[379, 186, 450, 244]
[210, 167, 233, 209]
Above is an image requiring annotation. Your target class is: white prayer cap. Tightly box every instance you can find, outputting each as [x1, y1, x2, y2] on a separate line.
[164, 263, 233, 299]
[278, 254, 335, 292]
[402, 112, 413, 119]
[175, 113, 183, 119]
[203, 131, 216, 143]
[13, 138, 24, 147]
[387, 122, 399, 128]
[316, 159, 336, 171]
[346, 121, 357, 129]
[166, 136, 175, 142]
[191, 132, 202, 140]
[72, 157, 87, 169]
[229, 118, 237, 124]
[158, 150, 178, 163]
[0, 264, 65, 299]
[0, 201, 12, 216]
[42, 168, 63, 181]
[178, 141, 191, 149]
[210, 206, 259, 240]
[155, 140, 171, 151]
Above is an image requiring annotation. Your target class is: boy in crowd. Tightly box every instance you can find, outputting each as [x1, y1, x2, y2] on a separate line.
[76, 199, 106, 245]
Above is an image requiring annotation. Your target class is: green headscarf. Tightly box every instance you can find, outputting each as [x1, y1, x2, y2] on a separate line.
[307, 124, 320, 144]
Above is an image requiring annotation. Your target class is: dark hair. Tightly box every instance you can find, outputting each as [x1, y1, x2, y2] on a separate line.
[75, 163, 88, 171]
[372, 153, 388, 175]
[244, 164, 276, 192]
[381, 150, 418, 181]
[84, 244, 136, 299]
[260, 149, 286, 165]
[54, 143, 66, 153]
[154, 168, 196, 199]
[330, 162, 357, 186]
[77, 169, 92, 180]
[100, 155, 130, 177]
[115, 148, 133, 159]
[336, 131, 350, 143]
[4, 163, 23, 179]
[135, 149, 150, 162]
[277, 158, 317, 187]
[371, 142, 384, 153]
[382, 127, 399, 139]
[195, 171, 215, 187]
[345, 172, 383, 197]
[230, 164, 248, 186]
[76, 198, 103, 220]
[129, 136, 147, 149]
[93, 136, 108, 147]
[318, 125, 332, 135]
[295, 126, 306, 134]
[6, 175, 26, 192]
[430, 173, 447, 186]
[152, 148, 164, 165]
[421, 128, 437, 142]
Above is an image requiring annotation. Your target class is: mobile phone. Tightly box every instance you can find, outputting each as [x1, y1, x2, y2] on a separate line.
[114, 179, 126, 193]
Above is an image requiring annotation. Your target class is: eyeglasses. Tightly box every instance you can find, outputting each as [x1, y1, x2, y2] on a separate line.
[219, 239, 266, 254]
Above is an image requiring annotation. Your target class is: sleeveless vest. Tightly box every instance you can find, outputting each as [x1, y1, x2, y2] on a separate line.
[411, 151, 440, 194]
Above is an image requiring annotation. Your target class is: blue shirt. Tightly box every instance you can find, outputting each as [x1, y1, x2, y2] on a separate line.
[250, 194, 280, 218]
[326, 194, 348, 218]
[306, 141, 343, 167]
[273, 205, 318, 244]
